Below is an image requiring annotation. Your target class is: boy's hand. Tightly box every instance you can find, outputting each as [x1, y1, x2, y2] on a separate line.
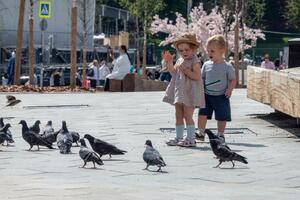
[225, 89, 232, 98]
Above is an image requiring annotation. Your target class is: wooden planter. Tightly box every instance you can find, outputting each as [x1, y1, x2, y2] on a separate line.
[247, 66, 300, 118]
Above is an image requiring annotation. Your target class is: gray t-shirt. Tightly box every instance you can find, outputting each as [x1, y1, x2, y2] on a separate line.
[201, 60, 236, 96]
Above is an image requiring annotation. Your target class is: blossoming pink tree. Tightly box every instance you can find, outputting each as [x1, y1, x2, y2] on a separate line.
[150, 3, 265, 58]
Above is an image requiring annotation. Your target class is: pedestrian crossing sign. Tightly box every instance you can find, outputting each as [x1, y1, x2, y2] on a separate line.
[39, 1, 51, 18]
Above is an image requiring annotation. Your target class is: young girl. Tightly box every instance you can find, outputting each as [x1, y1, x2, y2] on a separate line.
[197, 35, 236, 143]
[163, 34, 205, 147]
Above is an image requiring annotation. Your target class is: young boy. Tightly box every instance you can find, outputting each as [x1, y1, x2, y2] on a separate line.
[197, 35, 236, 143]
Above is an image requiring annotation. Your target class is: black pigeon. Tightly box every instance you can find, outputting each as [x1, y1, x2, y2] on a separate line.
[19, 120, 54, 151]
[56, 121, 73, 154]
[29, 120, 41, 134]
[79, 139, 103, 168]
[143, 140, 166, 172]
[0, 118, 14, 145]
[40, 121, 58, 144]
[84, 134, 127, 158]
[0, 123, 13, 146]
[70, 131, 80, 146]
[205, 129, 248, 168]
[6, 95, 21, 107]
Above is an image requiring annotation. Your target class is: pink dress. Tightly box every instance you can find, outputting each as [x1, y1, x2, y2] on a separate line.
[163, 55, 205, 108]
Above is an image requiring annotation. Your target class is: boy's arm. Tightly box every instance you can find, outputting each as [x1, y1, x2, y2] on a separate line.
[225, 79, 236, 98]
[179, 62, 201, 80]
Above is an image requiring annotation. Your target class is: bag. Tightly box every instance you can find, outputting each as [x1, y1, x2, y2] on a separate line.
[87, 68, 94, 77]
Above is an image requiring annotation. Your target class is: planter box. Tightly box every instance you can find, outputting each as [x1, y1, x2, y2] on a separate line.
[247, 66, 300, 118]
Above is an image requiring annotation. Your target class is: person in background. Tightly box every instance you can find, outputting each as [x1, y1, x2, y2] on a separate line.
[2, 73, 8, 86]
[87, 60, 99, 89]
[53, 69, 61, 86]
[159, 50, 172, 83]
[7, 50, 15, 85]
[261, 54, 275, 70]
[274, 58, 280, 70]
[99, 60, 110, 86]
[104, 45, 131, 91]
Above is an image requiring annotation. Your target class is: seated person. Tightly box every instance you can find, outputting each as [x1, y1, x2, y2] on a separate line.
[104, 45, 131, 91]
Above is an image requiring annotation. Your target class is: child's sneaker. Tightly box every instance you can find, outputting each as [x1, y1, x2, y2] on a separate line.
[177, 138, 196, 147]
[166, 138, 181, 146]
[195, 132, 205, 141]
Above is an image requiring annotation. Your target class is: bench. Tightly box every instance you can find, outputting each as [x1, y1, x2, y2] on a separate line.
[109, 73, 168, 92]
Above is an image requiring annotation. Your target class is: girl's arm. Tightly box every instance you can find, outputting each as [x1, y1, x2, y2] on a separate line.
[179, 62, 201, 80]
[163, 51, 176, 73]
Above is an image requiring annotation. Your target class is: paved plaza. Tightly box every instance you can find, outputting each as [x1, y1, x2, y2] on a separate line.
[0, 89, 299, 200]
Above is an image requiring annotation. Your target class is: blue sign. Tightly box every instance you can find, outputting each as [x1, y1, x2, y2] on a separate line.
[39, 1, 51, 19]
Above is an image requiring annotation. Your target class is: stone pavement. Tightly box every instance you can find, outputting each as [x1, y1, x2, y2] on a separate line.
[0, 89, 299, 200]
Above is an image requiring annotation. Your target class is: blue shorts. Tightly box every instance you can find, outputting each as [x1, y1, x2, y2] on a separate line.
[198, 94, 231, 121]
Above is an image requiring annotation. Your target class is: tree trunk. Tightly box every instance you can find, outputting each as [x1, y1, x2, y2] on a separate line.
[14, 0, 26, 85]
[234, 0, 240, 87]
[142, 11, 147, 75]
[82, 0, 87, 82]
[135, 17, 140, 73]
[29, 0, 35, 85]
[70, 0, 78, 89]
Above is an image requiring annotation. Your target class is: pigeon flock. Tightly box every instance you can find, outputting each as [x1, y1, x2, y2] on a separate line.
[1, 95, 248, 172]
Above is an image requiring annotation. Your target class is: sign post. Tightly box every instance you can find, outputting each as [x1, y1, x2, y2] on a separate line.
[38, 1, 51, 87]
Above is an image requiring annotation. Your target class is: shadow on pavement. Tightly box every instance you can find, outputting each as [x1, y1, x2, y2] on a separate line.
[248, 112, 300, 138]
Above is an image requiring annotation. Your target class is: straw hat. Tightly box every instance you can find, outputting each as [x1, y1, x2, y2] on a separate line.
[172, 34, 200, 49]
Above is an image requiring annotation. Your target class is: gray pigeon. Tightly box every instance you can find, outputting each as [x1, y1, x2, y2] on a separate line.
[205, 129, 248, 168]
[29, 120, 41, 134]
[0, 118, 14, 145]
[56, 121, 73, 154]
[143, 140, 166, 172]
[40, 121, 58, 144]
[79, 139, 103, 168]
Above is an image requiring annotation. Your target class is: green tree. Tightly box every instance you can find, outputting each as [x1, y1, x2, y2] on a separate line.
[244, 0, 266, 28]
[119, 0, 165, 71]
[285, 0, 300, 30]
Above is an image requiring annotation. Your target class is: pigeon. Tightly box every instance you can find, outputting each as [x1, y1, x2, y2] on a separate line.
[205, 129, 231, 152]
[84, 134, 127, 158]
[40, 121, 58, 144]
[29, 120, 41, 134]
[6, 95, 21, 107]
[6, 95, 16, 102]
[0, 118, 14, 145]
[79, 139, 103, 168]
[143, 140, 166, 172]
[70, 131, 80, 146]
[0, 123, 13, 146]
[56, 121, 73, 154]
[205, 129, 248, 168]
[19, 120, 54, 151]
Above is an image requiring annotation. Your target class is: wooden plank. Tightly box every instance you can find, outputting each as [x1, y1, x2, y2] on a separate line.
[247, 66, 271, 104]
[269, 69, 300, 118]
[247, 66, 300, 118]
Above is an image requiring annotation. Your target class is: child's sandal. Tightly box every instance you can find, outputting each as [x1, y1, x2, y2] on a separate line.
[177, 138, 196, 147]
[166, 138, 181, 146]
